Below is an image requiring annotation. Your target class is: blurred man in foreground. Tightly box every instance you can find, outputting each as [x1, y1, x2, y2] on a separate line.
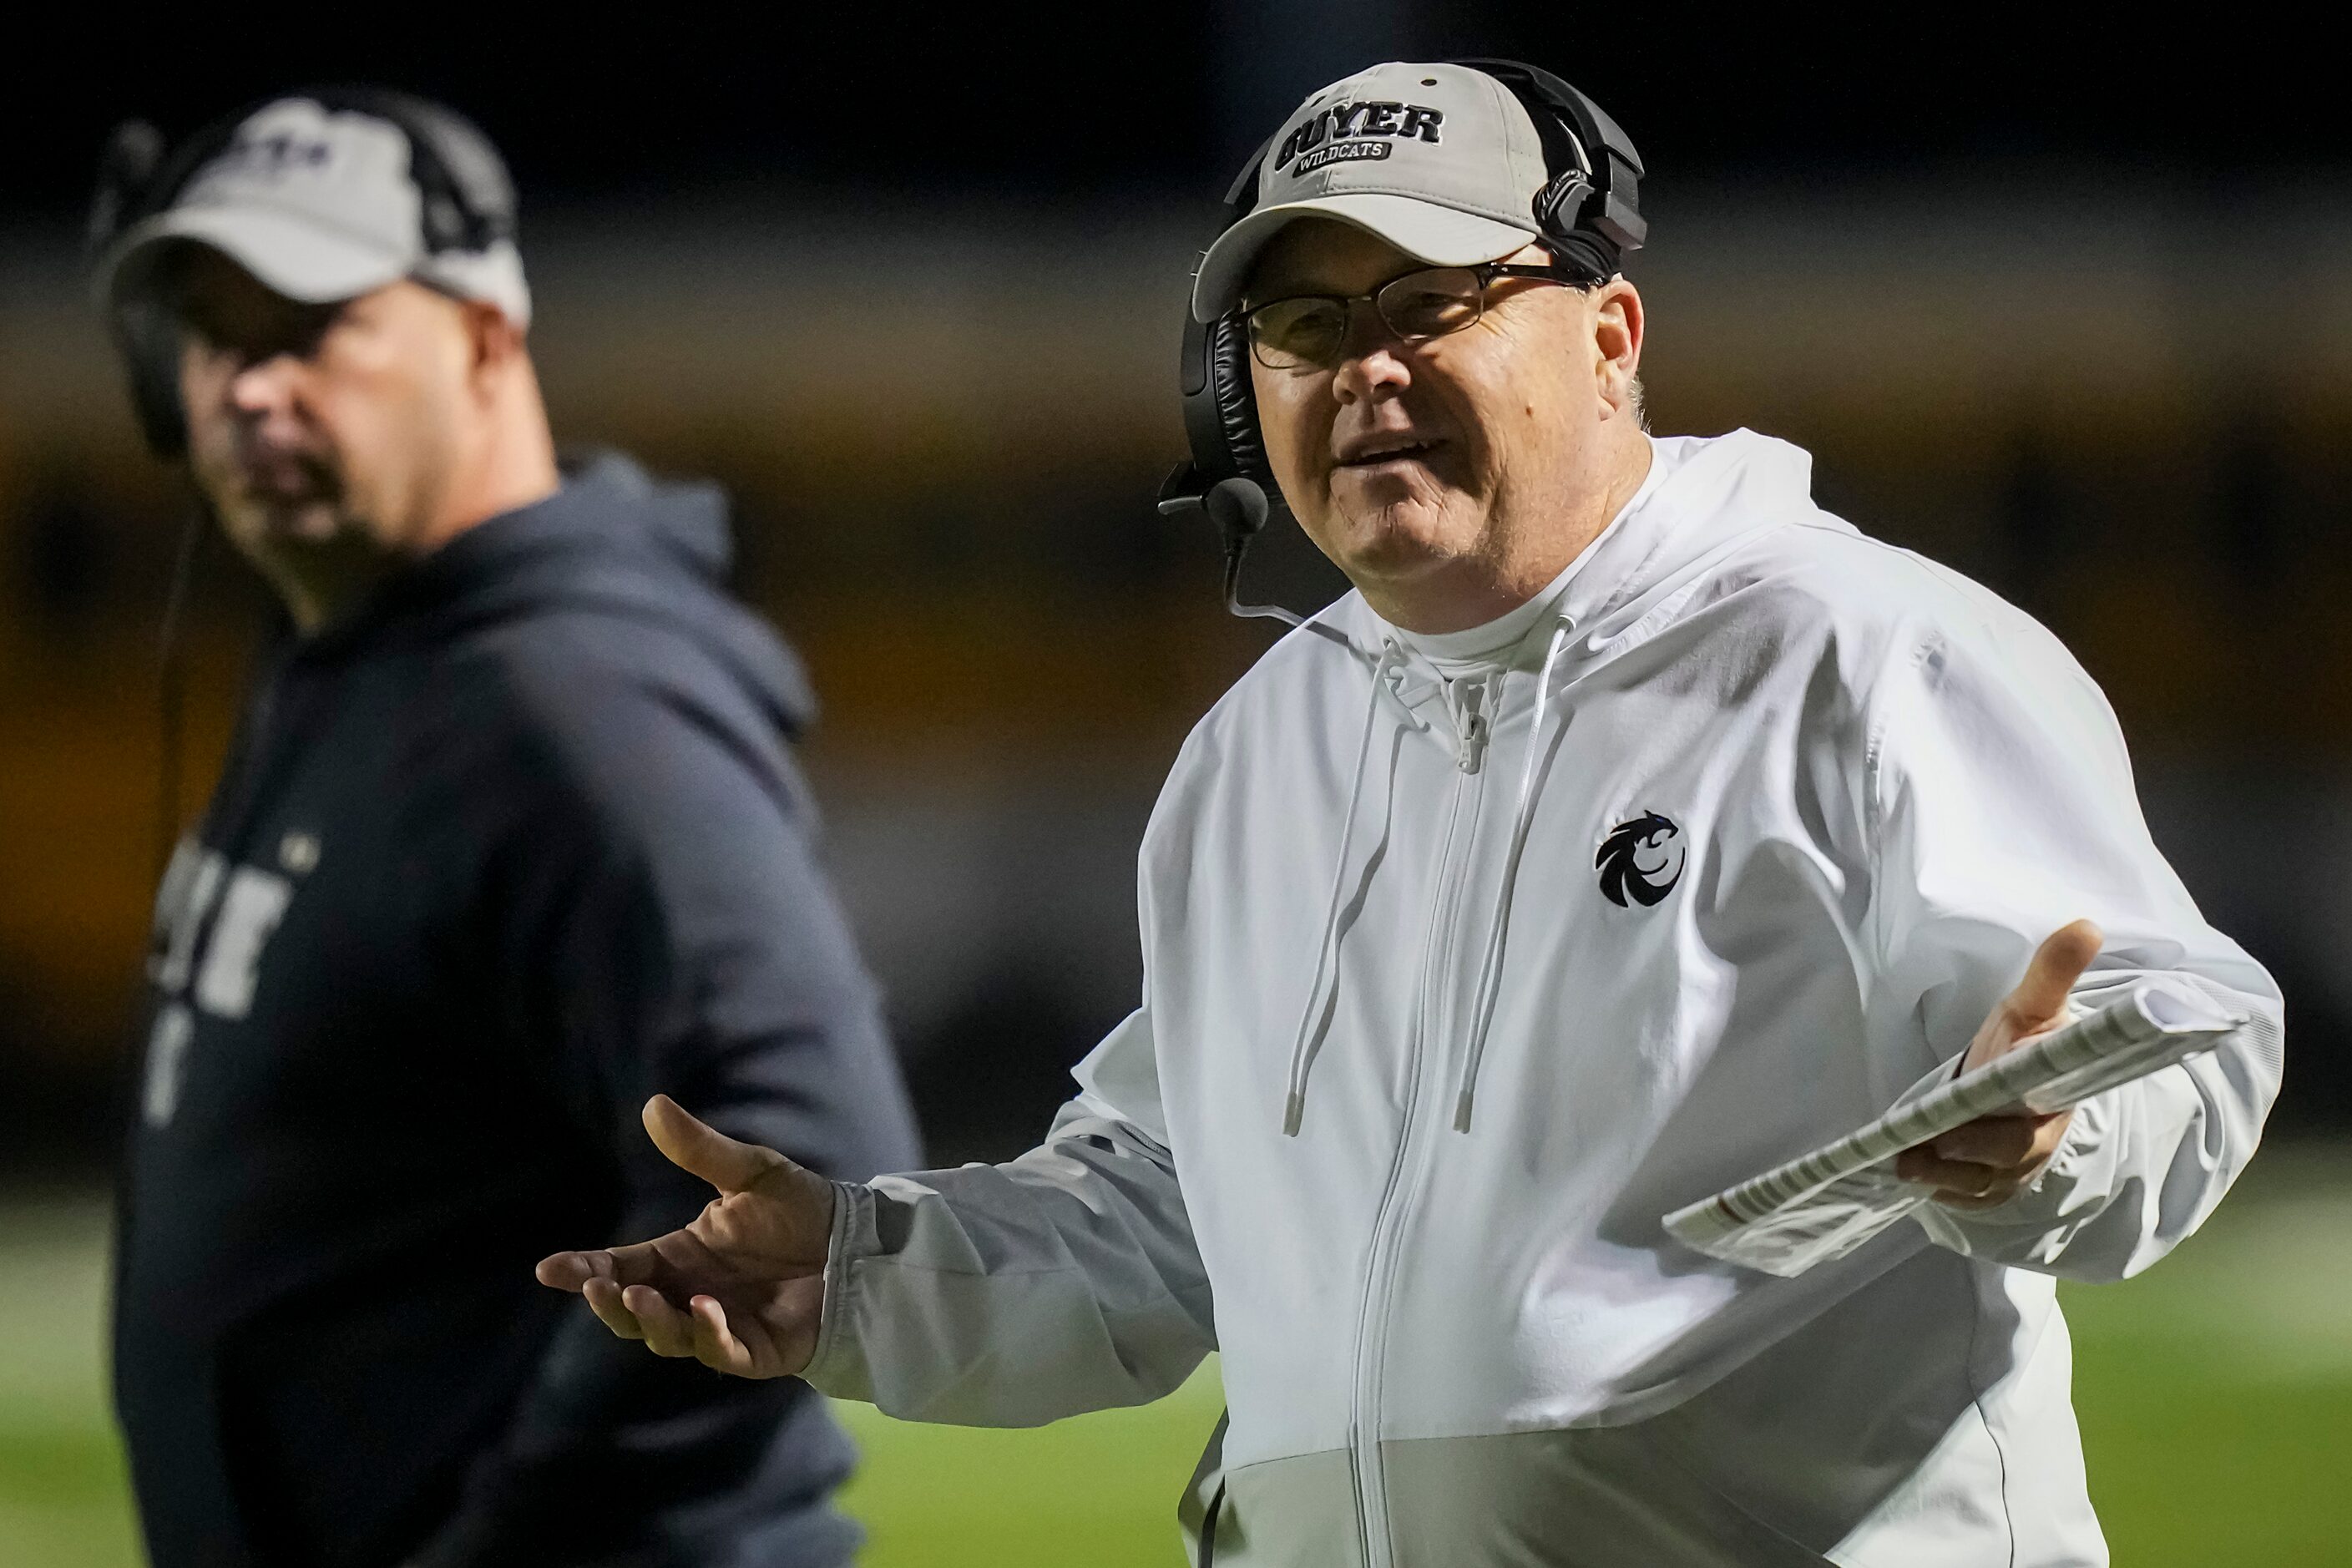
[539, 61, 2284, 1565]
[93, 90, 918, 1568]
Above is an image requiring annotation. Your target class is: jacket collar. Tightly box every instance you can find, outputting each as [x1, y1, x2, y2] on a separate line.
[1328, 428, 1821, 682]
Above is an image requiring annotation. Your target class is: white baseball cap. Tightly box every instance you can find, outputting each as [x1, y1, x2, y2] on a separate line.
[95, 95, 532, 327]
[1191, 61, 1560, 323]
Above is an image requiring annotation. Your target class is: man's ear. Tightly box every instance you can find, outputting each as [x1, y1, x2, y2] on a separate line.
[1591, 279, 1644, 417]
[462, 298, 529, 382]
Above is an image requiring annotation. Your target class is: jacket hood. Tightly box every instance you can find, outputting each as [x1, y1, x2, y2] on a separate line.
[1552, 428, 1825, 665]
[315, 449, 816, 737]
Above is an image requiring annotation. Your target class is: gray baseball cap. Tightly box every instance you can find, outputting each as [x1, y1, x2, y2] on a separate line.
[1191, 61, 1558, 322]
[95, 95, 532, 326]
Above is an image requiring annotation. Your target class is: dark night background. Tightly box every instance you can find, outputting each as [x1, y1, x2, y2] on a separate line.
[8, 14, 2350, 204]
[13, 15, 2352, 216]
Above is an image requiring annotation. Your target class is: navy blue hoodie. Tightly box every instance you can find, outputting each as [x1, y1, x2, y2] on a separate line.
[114, 454, 922, 1568]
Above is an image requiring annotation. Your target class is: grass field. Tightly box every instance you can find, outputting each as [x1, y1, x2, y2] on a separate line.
[5, 1150, 2348, 1565]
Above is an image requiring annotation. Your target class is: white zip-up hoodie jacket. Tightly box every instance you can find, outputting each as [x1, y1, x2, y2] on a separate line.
[805, 431, 2284, 1567]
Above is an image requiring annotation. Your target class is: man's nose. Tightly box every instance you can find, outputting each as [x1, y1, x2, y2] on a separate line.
[226, 353, 306, 418]
[1330, 305, 1413, 402]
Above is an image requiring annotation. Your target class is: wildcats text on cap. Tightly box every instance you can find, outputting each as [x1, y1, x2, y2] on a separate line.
[1274, 100, 1445, 176]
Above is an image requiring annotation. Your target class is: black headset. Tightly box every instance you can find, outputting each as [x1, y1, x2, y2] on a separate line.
[89, 87, 519, 458]
[1156, 60, 1647, 624]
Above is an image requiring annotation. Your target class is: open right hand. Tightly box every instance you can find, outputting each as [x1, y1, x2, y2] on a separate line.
[535, 1095, 837, 1378]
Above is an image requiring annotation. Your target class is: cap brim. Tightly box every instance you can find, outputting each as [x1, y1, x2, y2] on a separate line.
[97, 205, 407, 312]
[1191, 194, 1538, 322]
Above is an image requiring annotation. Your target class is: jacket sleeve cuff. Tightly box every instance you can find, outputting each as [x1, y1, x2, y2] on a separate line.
[802, 1180, 878, 1399]
[1891, 1047, 1967, 1107]
[1899, 1051, 2106, 1258]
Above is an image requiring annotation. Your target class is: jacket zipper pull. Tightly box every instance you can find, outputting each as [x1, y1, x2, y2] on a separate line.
[1454, 680, 1490, 773]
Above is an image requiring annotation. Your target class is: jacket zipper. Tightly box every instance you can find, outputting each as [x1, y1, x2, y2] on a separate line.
[1348, 673, 1491, 1568]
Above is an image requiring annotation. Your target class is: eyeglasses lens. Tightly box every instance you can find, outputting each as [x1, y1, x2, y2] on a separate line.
[1377, 269, 1482, 340]
[1245, 269, 1485, 371]
[1247, 298, 1348, 371]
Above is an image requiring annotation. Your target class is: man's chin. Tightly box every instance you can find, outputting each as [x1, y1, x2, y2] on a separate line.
[1323, 491, 1473, 577]
[222, 498, 346, 552]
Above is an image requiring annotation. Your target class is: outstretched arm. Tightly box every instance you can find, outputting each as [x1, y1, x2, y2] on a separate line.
[805, 1088, 1215, 1424]
[544, 735, 1225, 1424]
[543, 1013, 1217, 1424]
[1868, 616, 2284, 1281]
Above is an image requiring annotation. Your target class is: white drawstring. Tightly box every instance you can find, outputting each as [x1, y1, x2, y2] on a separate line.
[1282, 638, 1414, 1136]
[1453, 618, 1575, 1132]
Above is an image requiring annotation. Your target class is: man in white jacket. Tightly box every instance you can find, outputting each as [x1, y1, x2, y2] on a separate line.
[538, 60, 2284, 1566]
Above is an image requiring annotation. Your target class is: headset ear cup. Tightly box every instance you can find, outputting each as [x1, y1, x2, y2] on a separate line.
[114, 298, 189, 458]
[1207, 315, 1281, 507]
[1540, 232, 1616, 285]
[133, 364, 189, 458]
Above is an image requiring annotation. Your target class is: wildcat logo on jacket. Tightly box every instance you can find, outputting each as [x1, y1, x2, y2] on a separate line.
[1596, 812, 1684, 908]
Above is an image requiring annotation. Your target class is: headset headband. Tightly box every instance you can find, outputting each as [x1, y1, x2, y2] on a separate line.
[1450, 58, 1646, 259]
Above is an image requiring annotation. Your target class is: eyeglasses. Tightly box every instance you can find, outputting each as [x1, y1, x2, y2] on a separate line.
[1242, 261, 1598, 372]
